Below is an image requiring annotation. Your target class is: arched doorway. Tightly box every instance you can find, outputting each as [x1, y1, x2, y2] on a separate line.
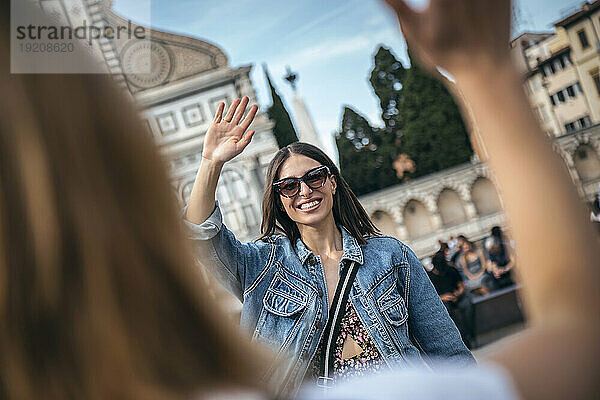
[372, 210, 397, 237]
[438, 189, 468, 227]
[573, 144, 600, 181]
[471, 177, 502, 216]
[402, 199, 434, 239]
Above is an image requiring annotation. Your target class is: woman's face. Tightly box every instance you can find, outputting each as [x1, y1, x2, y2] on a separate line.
[276, 154, 336, 228]
[461, 241, 471, 252]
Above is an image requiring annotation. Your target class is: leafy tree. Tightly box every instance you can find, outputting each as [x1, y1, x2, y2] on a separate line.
[336, 46, 472, 194]
[336, 107, 401, 196]
[398, 55, 473, 178]
[264, 65, 298, 148]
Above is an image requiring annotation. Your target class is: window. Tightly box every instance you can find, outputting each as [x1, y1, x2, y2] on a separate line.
[566, 85, 576, 98]
[536, 106, 548, 122]
[549, 94, 557, 106]
[216, 183, 231, 206]
[565, 122, 576, 133]
[535, 107, 544, 121]
[565, 115, 591, 133]
[575, 81, 583, 94]
[557, 90, 565, 103]
[580, 115, 591, 128]
[540, 106, 549, 121]
[591, 70, 600, 96]
[553, 59, 563, 72]
[578, 29, 590, 49]
[564, 54, 572, 66]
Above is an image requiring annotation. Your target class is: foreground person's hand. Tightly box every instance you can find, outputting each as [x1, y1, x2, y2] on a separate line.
[384, 0, 510, 76]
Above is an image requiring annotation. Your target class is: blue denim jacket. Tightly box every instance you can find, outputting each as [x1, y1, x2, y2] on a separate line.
[184, 204, 474, 396]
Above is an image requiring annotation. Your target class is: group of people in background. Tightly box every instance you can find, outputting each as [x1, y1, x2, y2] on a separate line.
[426, 227, 516, 347]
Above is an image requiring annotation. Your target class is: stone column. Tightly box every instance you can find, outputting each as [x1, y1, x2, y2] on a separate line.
[561, 149, 586, 197]
[424, 195, 443, 231]
[458, 183, 478, 220]
[390, 206, 409, 241]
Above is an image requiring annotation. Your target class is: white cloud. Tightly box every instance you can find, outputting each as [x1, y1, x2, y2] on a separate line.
[270, 25, 399, 71]
[364, 14, 386, 27]
[280, 0, 362, 42]
[274, 35, 372, 70]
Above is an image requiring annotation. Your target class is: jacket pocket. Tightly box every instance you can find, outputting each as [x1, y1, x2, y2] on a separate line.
[263, 270, 309, 317]
[377, 284, 408, 326]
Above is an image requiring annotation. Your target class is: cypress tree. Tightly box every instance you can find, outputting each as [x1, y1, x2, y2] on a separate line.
[369, 46, 406, 136]
[263, 65, 298, 148]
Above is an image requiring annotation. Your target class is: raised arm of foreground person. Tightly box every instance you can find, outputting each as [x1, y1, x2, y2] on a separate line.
[383, 1, 600, 399]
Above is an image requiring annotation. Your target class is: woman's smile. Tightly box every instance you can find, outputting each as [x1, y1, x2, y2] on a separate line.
[297, 198, 323, 212]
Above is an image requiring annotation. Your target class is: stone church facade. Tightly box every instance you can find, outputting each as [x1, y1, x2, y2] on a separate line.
[94, 0, 281, 243]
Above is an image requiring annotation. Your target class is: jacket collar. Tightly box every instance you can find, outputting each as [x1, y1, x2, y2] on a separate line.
[295, 226, 364, 266]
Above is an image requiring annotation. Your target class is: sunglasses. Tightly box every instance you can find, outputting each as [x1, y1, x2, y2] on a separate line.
[273, 166, 331, 198]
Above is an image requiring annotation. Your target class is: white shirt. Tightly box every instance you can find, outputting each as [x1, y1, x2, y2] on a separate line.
[300, 364, 519, 400]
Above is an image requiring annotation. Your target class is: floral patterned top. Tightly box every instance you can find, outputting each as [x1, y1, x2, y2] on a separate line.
[307, 301, 385, 383]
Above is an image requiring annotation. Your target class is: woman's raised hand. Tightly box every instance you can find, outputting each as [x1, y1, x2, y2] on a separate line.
[202, 97, 258, 164]
[384, 0, 511, 76]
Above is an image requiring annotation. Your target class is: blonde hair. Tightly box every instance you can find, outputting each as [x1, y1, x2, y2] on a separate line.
[0, 6, 266, 400]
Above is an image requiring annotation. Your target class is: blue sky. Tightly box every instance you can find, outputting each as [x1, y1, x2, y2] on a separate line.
[113, 0, 579, 158]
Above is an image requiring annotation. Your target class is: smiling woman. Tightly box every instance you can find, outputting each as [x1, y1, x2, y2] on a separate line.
[184, 98, 474, 397]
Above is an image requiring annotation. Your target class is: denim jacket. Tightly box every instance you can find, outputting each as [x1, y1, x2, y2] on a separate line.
[184, 204, 474, 396]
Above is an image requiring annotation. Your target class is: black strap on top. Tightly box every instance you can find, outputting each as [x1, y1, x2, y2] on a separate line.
[317, 260, 358, 390]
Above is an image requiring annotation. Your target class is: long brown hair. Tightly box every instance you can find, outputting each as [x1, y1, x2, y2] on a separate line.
[0, 6, 265, 400]
[260, 142, 379, 245]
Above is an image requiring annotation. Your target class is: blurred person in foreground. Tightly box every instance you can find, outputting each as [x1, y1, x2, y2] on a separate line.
[0, 4, 269, 399]
[1, 1, 599, 400]
[428, 251, 473, 348]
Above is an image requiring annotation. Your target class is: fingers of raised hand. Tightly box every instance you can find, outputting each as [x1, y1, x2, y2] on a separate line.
[213, 102, 225, 123]
[238, 130, 256, 150]
[239, 104, 258, 132]
[223, 98, 241, 123]
[232, 96, 249, 125]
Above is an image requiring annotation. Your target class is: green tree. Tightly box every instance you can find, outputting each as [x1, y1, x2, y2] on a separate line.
[264, 65, 298, 148]
[398, 54, 473, 178]
[336, 107, 401, 196]
[369, 46, 406, 136]
[336, 46, 472, 194]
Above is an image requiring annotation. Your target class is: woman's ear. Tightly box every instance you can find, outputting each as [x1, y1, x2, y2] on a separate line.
[330, 175, 337, 195]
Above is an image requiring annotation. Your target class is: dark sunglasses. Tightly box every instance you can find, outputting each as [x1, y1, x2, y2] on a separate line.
[273, 166, 331, 198]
